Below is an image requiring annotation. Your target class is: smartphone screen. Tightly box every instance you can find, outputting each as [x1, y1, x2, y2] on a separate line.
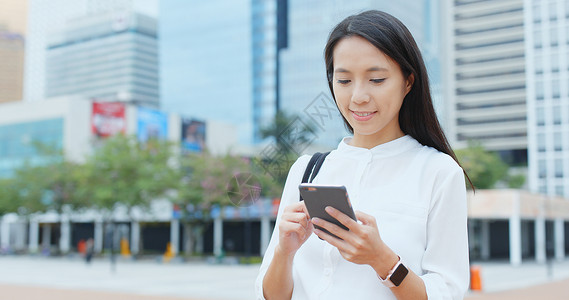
[299, 184, 356, 239]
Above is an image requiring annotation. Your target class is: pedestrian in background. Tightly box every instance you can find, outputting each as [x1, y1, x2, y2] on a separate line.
[85, 238, 94, 264]
[256, 10, 470, 300]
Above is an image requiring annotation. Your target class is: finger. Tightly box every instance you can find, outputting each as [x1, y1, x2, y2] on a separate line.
[285, 201, 310, 216]
[298, 201, 310, 216]
[281, 222, 307, 238]
[282, 212, 309, 227]
[355, 210, 376, 226]
[324, 206, 360, 232]
[313, 226, 352, 252]
[311, 217, 351, 241]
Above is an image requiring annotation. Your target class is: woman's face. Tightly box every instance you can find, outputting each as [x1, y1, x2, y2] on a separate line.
[332, 35, 413, 148]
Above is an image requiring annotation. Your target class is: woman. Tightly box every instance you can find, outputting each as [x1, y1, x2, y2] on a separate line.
[256, 10, 469, 300]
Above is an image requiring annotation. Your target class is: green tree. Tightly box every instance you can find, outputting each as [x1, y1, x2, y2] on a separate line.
[258, 110, 317, 187]
[0, 178, 19, 217]
[175, 151, 280, 255]
[13, 161, 85, 217]
[79, 135, 180, 217]
[455, 141, 523, 189]
[4, 143, 86, 254]
[76, 135, 181, 255]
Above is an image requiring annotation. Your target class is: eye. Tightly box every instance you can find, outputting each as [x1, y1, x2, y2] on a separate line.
[336, 79, 351, 85]
[370, 79, 385, 84]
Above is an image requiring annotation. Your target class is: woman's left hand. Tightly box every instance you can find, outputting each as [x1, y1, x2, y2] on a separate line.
[311, 207, 398, 276]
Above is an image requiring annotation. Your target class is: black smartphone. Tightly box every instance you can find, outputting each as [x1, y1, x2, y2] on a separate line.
[298, 183, 357, 239]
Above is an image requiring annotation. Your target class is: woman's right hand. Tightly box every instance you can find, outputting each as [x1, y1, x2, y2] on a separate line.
[276, 201, 313, 257]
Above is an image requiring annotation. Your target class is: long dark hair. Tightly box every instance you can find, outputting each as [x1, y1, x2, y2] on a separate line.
[324, 10, 472, 188]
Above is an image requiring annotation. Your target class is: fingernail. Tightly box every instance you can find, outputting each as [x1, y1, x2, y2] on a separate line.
[311, 217, 319, 224]
[325, 206, 333, 213]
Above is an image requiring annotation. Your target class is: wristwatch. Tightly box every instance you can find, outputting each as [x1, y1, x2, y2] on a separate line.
[377, 256, 409, 288]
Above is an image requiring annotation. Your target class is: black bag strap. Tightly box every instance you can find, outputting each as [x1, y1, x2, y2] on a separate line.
[299, 151, 330, 201]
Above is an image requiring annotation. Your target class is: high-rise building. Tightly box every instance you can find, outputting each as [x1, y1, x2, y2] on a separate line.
[526, 0, 569, 197]
[160, 0, 274, 145]
[45, 11, 159, 107]
[0, 31, 25, 103]
[24, 0, 157, 102]
[160, 1, 440, 147]
[0, 0, 27, 35]
[253, 0, 278, 142]
[444, 0, 527, 158]
[0, 0, 27, 103]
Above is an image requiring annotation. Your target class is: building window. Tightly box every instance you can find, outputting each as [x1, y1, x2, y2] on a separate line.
[534, 29, 543, 48]
[535, 53, 543, 74]
[550, 2, 558, 21]
[534, 4, 542, 23]
[552, 78, 560, 97]
[536, 80, 544, 100]
[551, 27, 559, 47]
[555, 185, 564, 196]
[539, 159, 547, 178]
[538, 133, 546, 152]
[539, 185, 547, 194]
[555, 159, 563, 177]
[551, 53, 559, 72]
[553, 105, 562, 124]
[554, 131, 562, 151]
[537, 106, 545, 125]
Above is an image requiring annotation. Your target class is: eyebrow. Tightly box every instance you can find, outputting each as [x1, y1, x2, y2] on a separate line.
[334, 67, 389, 73]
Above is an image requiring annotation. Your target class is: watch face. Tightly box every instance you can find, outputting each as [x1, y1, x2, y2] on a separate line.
[390, 264, 409, 287]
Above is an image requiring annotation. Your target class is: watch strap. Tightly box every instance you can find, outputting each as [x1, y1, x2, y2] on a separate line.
[377, 256, 408, 288]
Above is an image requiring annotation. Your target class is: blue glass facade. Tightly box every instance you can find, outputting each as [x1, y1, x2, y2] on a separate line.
[251, 0, 277, 142]
[0, 118, 64, 178]
[160, 0, 258, 145]
[160, 0, 441, 147]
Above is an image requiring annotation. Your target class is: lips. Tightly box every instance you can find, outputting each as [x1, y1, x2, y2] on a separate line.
[351, 110, 377, 121]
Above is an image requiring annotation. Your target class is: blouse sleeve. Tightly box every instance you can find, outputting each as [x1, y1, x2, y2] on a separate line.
[420, 164, 470, 300]
[254, 155, 311, 300]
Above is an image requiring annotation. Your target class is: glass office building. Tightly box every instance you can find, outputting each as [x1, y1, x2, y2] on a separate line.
[160, 0, 259, 145]
[0, 118, 63, 178]
[160, 0, 439, 147]
[526, 0, 569, 198]
[45, 11, 159, 107]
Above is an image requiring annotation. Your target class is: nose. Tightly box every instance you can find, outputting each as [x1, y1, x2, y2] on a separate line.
[351, 82, 371, 104]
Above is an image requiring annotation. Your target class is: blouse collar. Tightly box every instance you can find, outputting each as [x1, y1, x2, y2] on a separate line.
[335, 135, 420, 158]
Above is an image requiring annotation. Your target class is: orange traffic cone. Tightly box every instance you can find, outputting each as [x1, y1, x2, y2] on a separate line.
[470, 265, 482, 291]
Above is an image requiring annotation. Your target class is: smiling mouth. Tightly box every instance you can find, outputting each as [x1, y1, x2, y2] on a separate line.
[353, 111, 375, 117]
[350, 110, 377, 121]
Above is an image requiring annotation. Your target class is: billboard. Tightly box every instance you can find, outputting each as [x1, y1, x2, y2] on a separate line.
[181, 119, 205, 153]
[91, 102, 126, 138]
[137, 107, 168, 143]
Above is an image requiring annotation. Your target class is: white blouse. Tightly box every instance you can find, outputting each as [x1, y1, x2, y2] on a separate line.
[255, 135, 469, 300]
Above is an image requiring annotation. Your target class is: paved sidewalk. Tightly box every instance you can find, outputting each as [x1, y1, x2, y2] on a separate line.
[0, 256, 568, 299]
[0, 256, 259, 300]
[465, 278, 569, 300]
[0, 284, 203, 300]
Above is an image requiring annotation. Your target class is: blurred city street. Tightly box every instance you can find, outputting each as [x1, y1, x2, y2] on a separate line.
[0, 256, 568, 300]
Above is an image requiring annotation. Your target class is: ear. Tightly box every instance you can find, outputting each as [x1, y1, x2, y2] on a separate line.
[405, 73, 414, 95]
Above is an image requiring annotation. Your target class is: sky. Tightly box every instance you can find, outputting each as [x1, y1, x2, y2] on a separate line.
[133, 0, 159, 18]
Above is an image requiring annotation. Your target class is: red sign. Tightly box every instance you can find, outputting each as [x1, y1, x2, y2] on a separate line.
[91, 102, 126, 137]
